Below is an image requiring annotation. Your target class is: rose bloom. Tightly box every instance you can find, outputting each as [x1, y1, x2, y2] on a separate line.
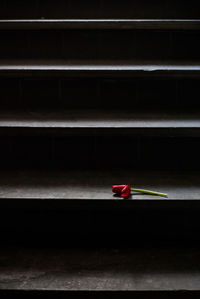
[112, 184, 131, 198]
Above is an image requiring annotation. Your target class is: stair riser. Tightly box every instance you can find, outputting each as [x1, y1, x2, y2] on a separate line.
[0, 77, 200, 110]
[0, 0, 199, 19]
[0, 136, 199, 170]
[0, 29, 200, 60]
[0, 292, 199, 299]
[0, 291, 198, 299]
[1, 209, 200, 244]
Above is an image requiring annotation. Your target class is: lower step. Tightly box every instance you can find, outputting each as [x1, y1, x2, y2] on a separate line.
[0, 246, 200, 294]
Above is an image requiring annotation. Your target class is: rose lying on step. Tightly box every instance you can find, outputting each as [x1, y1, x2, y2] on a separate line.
[112, 184, 168, 198]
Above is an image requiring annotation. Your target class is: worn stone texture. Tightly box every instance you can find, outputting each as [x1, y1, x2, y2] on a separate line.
[0, 170, 199, 200]
[0, 247, 200, 291]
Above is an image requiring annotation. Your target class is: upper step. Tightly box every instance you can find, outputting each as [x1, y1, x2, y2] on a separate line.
[0, 110, 199, 137]
[0, 61, 200, 77]
[0, 19, 200, 30]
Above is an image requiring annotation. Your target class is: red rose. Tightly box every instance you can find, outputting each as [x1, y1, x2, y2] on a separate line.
[112, 185, 168, 198]
[112, 184, 131, 198]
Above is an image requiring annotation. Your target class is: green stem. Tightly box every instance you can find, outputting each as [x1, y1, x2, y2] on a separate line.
[131, 188, 168, 198]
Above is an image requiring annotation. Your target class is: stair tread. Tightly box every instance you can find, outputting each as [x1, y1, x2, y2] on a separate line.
[0, 246, 200, 291]
[0, 170, 199, 201]
[1, 60, 200, 69]
[0, 60, 200, 78]
[0, 110, 199, 129]
[0, 19, 200, 30]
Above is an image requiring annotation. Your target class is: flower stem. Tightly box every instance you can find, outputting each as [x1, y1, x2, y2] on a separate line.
[131, 188, 168, 198]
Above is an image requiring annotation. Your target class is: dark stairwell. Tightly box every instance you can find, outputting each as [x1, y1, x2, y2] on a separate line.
[0, 1, 200, 298]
